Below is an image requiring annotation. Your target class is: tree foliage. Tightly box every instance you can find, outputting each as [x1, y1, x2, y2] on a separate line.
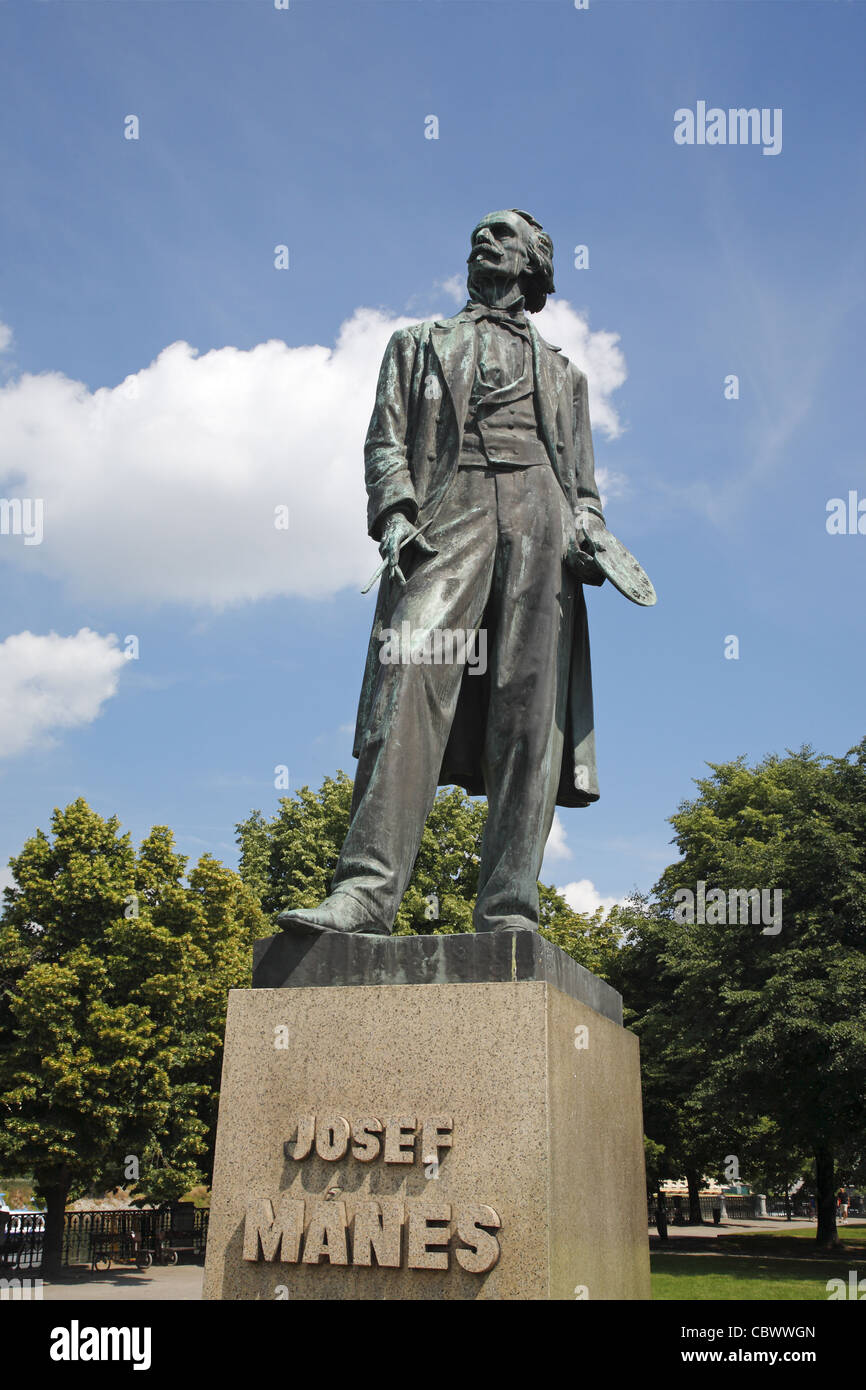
[0, 798, 266, 1270]
[611, 741, 866, 1244]
[236, 771, 620, 972]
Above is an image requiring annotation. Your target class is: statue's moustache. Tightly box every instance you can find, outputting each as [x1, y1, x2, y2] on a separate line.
[467, 246, 501, 264]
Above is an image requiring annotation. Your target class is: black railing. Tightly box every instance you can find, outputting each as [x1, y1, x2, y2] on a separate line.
[765, 1199, 811, 1219]
[0, 1207, 209, 1270]
[648, 1193, 764, 1224]
[0, 1213, 44, 1270]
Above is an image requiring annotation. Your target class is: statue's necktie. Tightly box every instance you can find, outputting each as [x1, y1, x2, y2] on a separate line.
[463, 301, 530, 340]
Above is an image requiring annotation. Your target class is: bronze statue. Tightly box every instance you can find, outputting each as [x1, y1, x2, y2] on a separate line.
[279, 210, 653, 938]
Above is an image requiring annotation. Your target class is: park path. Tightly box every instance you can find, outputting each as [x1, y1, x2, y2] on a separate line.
[38, 1265, 204, 1301]
[32, 1222, 864, 1297]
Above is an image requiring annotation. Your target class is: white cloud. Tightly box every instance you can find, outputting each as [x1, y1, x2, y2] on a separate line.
[533, 299, 627, 439]
[557, 878, 624, 918]
[0, 629, 126, 758]
[0, 304, 626, 608]
[435, 275, 466, 304]
[543, 812, 572, 861]
[0, 867, 14, 893]
[0, 322, 12, 353]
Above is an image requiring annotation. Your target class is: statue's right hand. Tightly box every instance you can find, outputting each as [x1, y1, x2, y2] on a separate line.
[379, 511, 416, 561]
[379, 512, 436, 584]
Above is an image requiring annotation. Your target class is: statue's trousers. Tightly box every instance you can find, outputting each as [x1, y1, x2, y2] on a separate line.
[331, 463, 576, 931]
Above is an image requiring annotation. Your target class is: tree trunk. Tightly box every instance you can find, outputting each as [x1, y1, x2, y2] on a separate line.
[686, 1167, 704, 1225]
[815, 1147, 838, 1247]
[655, 1186, 668, 1240]
[784, 1188, 791, 1222]
[38, 1170, 71, 1278]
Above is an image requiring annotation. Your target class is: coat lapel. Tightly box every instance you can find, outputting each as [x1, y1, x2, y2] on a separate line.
[429, 314, 570, 471]
[529, 322, 570, 466]
[429, 317, 477, 450]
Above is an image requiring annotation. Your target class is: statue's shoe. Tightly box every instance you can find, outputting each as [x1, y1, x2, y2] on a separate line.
[474, 920, 539, 933]
[276, 894, 390, 937]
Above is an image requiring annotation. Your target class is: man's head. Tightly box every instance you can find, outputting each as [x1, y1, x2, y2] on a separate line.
[466, 209, 555, 312]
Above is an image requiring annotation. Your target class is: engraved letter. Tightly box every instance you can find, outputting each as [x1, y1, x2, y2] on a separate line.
[407, 1204, 451, 1270]
[315, 1115, 351, 1161]
[243, 1198, 305, 1263]
[384, 1115, 417, 1164]
[285, 1114, 315, 1160]
[352, 1200, 403, 1268]
[302, 1200, 349, 1265]
[351, 1117, 383, 1162]
[455, 1205, 501, 1273]
[420, 1115, 453, 1168]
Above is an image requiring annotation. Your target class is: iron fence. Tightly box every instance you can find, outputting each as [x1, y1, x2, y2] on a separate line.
[0, 1207, 209, 1270]
[648, 1193, 763, 1224]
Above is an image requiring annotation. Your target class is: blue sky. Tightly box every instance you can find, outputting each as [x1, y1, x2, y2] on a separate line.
[0, 0, 863, 914]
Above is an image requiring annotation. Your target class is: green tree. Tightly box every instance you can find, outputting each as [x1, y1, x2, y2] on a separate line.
[237, 773, 356, 919]
[0, 799, 265, 1272]
[539, 887, 622, 979]
[609, 895, 728, 1224]
[614, 742, 866, 1246]
[236, 772, 617, 967]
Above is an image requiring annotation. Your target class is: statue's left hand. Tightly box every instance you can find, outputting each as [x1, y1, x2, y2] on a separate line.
[566, 512, 606, 585]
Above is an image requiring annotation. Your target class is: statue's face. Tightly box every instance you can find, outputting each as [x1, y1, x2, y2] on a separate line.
[467, 211, 532, 285]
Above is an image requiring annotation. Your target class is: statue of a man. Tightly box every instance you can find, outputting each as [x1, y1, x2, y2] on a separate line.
[280, 209, 609, 938]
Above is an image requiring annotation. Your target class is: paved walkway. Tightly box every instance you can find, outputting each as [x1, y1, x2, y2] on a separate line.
[38, 1264, 204, 1301]
[650, 1217, 865, 1250]
[27, 1221, 864, 1298]
[653, 1217, 819, 1239]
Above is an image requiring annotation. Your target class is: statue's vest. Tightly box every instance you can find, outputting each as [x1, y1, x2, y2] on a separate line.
[459, 339, 550, 470]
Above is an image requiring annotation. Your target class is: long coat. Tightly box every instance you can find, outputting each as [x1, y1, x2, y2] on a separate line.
[352, 308, 604, 809]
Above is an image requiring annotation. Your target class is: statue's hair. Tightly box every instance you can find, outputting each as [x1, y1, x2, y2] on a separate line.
[509, 209, 556, 313]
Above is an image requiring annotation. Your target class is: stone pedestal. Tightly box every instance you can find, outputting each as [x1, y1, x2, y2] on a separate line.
[203, 931, 651, 1300]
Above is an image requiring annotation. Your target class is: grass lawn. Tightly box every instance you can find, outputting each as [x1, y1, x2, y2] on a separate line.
[651, 1227, 866, 1301]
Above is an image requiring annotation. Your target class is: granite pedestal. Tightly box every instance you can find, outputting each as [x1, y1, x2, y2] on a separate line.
[203, 931, 651, 1300]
